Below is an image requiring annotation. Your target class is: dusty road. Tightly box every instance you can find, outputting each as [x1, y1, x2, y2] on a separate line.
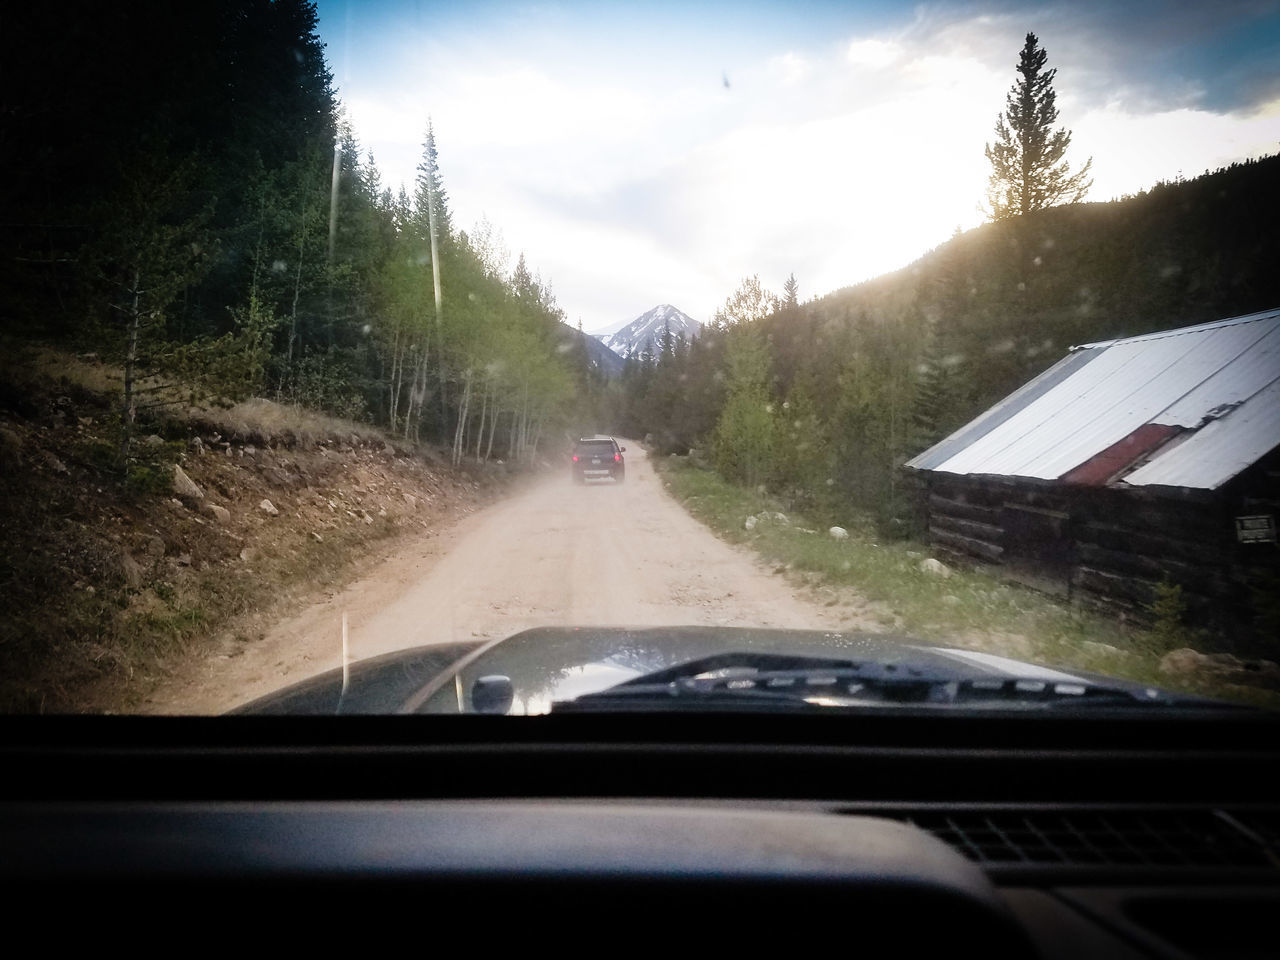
[146, 442, 870, 713]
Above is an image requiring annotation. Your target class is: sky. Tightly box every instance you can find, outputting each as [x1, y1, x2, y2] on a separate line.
[314, 0, 1280, 333]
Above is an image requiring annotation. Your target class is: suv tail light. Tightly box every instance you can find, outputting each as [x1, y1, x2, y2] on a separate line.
[572, 455, 579, 462]
[614, 454, 621, 462]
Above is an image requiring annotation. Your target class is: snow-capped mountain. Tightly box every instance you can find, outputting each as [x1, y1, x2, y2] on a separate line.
[593, 304, 701, 360]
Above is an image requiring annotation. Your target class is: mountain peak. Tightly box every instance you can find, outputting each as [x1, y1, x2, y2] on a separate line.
[594, 304, 701, 359]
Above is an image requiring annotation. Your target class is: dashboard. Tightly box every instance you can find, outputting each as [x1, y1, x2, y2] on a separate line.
[3, 709, 1277, 956]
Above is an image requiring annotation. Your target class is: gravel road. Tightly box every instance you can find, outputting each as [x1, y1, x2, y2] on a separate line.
[146, 441, 870, 713]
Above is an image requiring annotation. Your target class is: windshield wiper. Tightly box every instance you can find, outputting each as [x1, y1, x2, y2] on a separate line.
[549, 654, 1219, 713]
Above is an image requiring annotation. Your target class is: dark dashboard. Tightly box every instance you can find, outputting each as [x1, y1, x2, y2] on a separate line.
[3, 710, 1277, 956]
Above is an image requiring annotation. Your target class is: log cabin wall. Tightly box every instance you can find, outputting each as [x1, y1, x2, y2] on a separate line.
[920, 450, 1280, 645]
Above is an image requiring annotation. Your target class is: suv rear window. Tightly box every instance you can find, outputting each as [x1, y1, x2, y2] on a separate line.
[575, 440, 615, 453]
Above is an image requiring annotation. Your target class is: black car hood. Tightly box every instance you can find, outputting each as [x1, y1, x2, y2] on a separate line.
[232, 626, 1186, 715]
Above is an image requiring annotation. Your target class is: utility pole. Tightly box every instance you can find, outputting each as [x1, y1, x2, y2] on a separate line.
[425, 124, 446, 440]
[327, 139, 341, 345]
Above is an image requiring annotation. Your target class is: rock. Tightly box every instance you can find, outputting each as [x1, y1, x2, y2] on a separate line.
[202, 503, 231, 524]
[361, 511, 374, 525]
[402, 493, 417, 510]
[1158, 648, 1209, 676]
[1159, 648, 1280, 689]
[310, 532, 324, 543]
[120, 551, 143, 588]
[172, 464, 204, 500]
[239, 547, 259, 562]
[919, 558, 953, 578]
[258, 498, 278, 516]
[744, 516, 758, 531]
[42, 451, 69, 474]
[942, 594, 961, 605]
[0, 424, 23, 455]
[141, 434, 165, 449]
[828, 526, 849, 540]
[768, 512, 789, 524]
[141, 535, 165, 560]
[190, 437, 204, 455]
[383, 442, 396, 456]
[244, 445, 256, 457]
[177, 553, 192, 566]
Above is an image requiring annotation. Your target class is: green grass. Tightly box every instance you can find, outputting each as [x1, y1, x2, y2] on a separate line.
[656, 456, 1280, 709]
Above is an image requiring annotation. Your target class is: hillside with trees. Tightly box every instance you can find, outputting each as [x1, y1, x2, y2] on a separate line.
[2, 1, 585, 469]
[616, 33, 1279, 530]
[0, 1, 606, 708]
[617, 151, 1280, 528]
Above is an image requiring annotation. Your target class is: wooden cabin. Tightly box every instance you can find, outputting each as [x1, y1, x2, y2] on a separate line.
[906, 308, 1280, 643]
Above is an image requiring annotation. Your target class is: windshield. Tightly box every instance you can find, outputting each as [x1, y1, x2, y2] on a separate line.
[2, 1, 1278, 716]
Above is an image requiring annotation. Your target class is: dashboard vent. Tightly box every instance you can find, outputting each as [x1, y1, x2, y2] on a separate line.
[865, 810, 1273, 868]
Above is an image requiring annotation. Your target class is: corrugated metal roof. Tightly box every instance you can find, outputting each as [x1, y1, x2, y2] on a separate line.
[906, 307, 1280, 490]
[1125, 377, 1280, 490]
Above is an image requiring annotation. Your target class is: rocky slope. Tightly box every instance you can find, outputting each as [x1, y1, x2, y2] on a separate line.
[0, 350, 512, 712]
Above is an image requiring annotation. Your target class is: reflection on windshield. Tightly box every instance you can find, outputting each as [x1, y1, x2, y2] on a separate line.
[514, 661, 643, 716]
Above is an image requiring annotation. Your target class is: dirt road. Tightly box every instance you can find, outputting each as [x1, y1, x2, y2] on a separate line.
[146, 442, 869, 713]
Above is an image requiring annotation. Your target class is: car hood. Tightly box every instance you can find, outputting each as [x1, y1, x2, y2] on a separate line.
[232, 626, 1190, 715]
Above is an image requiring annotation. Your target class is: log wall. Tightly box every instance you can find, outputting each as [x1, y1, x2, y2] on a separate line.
[919, 447, 1280, 645]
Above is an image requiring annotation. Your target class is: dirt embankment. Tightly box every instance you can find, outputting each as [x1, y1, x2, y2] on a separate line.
[0, 353, 512, 712]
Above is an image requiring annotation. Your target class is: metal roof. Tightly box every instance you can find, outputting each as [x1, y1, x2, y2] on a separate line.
[906, 307, 1280, 491]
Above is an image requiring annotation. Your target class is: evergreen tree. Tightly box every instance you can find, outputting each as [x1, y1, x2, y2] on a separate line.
[783, 274, 799, 309]
[984, 33, 1093, 221]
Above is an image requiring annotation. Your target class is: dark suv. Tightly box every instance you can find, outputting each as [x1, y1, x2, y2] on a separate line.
[571, 436, 625, 484]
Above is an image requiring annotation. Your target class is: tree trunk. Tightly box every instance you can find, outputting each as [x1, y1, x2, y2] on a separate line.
[485, 405, 500, 462]
[120, 269, 141, 464]
[474, 379, 488, 461]
[286, 204, 309, 369]
[452, 371, 472, 466]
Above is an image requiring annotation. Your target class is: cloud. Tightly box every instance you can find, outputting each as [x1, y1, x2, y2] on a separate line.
[324, 0, 1280, 329]
[845, 37, 901, 69]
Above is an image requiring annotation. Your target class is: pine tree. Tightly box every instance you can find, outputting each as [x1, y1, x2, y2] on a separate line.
[783, 273, 799, 309]
[984, 33, 1092, 221]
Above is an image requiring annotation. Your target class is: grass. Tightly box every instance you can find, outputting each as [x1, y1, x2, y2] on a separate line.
[194, 397, 389, 449]
[19, 341, 395, 452]
[656, 456, 1280, 709]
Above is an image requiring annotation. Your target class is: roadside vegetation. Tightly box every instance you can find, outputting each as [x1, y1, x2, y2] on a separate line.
[656, 456, 1280, 709]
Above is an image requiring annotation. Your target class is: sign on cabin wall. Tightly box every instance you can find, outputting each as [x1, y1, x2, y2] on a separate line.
[1235, 515, 1276, 544]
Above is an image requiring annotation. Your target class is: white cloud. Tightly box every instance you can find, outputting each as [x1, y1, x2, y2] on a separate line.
[1074, 99, 1280, 198]
[845, 38, 901, 69]
[768, 52, 811, 86]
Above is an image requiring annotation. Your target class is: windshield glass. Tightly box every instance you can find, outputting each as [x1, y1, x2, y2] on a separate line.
[2, 1, 1278, 716]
